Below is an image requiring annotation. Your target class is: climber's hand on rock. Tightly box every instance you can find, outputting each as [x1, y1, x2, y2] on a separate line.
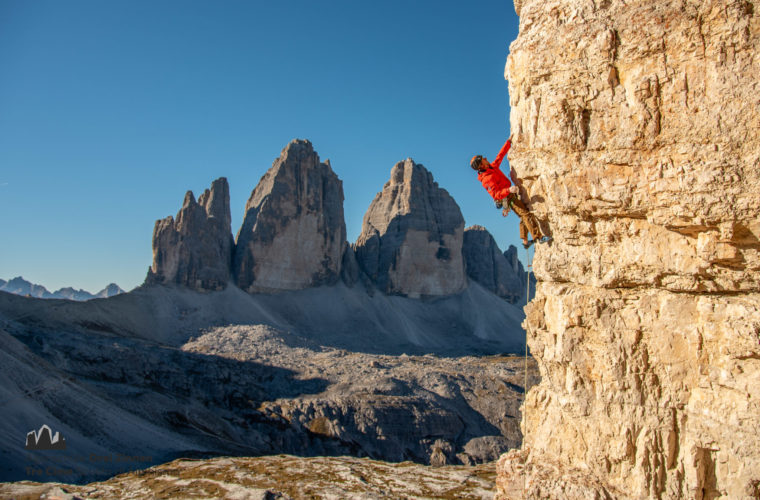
[509, 185, 519, 194]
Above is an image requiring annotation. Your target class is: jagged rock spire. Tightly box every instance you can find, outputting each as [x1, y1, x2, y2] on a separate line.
[355, 159, 466, 298]
[145, 177, 233, 290]
[233, 139, 346, 293]
[462, 226, 524, 302]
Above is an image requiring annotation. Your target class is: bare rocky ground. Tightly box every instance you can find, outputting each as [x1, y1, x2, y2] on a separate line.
[0, 455, 497, 499]
[182, 324, 534, 465]
[0, 284, 537, 492]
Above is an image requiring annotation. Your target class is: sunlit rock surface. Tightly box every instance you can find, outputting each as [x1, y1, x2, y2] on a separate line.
[0, 455, 498, 500]
[356, 159, 466, 298]
[496, 0, 760, 498]
[233, 140, 346, 293]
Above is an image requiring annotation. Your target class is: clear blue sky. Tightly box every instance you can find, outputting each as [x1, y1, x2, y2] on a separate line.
[0, 0, 522, 293]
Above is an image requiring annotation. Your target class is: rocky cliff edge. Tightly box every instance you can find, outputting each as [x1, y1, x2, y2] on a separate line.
[496, 1, 760, 498]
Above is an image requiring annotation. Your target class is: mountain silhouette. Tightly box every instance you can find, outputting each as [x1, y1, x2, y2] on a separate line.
[25, 424, 66, 450]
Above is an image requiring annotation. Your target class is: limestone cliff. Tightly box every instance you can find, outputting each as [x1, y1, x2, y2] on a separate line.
[233, 140, 346, 293]
[146, 177, 233, 291]
[355, 159, 467, 298]
[496, 1, 760, 498]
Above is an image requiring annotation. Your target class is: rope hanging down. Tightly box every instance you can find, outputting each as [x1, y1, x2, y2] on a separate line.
[523, 244, 533, 499]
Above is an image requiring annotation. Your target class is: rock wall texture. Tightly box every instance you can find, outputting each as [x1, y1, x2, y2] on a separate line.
[496, 1, 760, 499]
[146, 177, 233, 291]
[463, 226, 525, 302]
[233, 140, 346, 293]
[355, 159, 466, 298]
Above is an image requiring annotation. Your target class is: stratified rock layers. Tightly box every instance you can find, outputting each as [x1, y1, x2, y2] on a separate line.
[355, 159, 466, 298]
[234, 140, 346, 293]
[146, 178, 233, 291]
[496, 1, 760, 499]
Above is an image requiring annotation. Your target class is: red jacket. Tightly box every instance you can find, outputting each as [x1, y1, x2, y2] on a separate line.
[477, 138, 512, 201]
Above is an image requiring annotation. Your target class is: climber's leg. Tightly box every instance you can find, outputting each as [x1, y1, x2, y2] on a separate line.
[520, 221, 536, 248]
[510, 196, 543, 240]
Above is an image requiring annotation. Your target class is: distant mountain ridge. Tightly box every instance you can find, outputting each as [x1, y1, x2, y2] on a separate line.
[148, 139, 530, 302]
[0, 277, 124, 301]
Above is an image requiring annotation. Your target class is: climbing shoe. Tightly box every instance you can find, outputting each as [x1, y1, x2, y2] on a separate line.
[538, 236, 553, 244]
[522, 240, 534, 249]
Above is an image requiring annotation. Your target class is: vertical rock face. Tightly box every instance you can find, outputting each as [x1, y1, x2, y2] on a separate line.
[462, 226, 524, 302]
[355, 159, 466, 298]
[496, 1, 760, 499]
[233, 140, 346, 293]
[146, 177, 233, 291]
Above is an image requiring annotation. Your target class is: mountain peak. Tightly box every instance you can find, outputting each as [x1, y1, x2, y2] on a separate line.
[0, 278, 124, 301]
[146, 177, 233, 291]
[355, 158, 465, 298]
[233, 140, 345, 293]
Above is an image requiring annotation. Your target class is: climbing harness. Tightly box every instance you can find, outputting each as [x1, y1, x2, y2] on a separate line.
[523, 244, 534, 498]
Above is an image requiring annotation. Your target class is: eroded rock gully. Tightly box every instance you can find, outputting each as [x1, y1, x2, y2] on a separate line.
[496, 1, 760, 498]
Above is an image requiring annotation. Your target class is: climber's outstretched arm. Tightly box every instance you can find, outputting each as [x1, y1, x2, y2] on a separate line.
[491, 134, 513, 170]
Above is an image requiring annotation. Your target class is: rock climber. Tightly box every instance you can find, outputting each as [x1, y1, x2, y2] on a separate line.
[471, 134, 551, 249]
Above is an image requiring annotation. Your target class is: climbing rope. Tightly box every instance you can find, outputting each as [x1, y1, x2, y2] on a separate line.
[523, 244, 533, 499]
